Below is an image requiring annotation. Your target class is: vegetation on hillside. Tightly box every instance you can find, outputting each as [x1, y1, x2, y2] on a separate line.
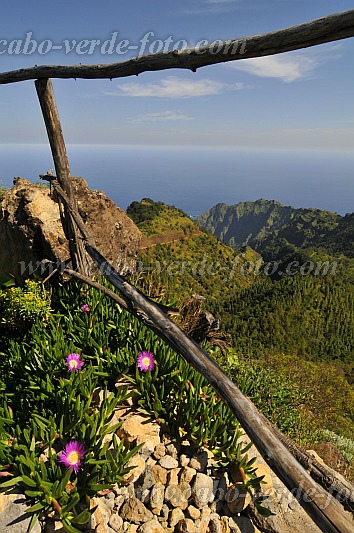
[128, 198, 354, 474]
[127, 198, 260, 301]
[127, 197, 196, 238]
[209, 251, 354, 365]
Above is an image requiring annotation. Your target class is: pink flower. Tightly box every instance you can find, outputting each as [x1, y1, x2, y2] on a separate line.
[58, 441, 86, 474]
[66, 353, 84, 372]
[137, 351, 155, 372]
[81, 304, 90, 314]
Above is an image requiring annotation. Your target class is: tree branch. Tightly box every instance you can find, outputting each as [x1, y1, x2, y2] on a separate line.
[0, 10, 353, 84]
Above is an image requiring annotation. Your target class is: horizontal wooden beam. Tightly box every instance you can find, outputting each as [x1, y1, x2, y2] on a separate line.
[0, 9, 353, 84]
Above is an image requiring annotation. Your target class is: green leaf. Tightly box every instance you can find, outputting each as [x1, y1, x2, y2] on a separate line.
[61, 491, 80, 513]
[27, 501, 47, 513]
[254, 502, 275, 517]
[25, 490, 43, 498]
[0, 476, 23, 488]
[21, 475, 37, 487]
[0, 272, 15, 288]
[58, 468, 73, 495]
[87, 483, 112, 492]
[18, 456, 36, 472]
[61, 517, 82, 533]
[71, 508, 91, 525]
[28, 512, 40, 532]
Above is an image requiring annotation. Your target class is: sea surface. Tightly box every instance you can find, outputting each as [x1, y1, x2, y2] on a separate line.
[0, 144, 353, 216]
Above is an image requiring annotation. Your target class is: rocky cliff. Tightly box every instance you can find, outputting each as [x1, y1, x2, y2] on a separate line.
[195, 199, 350, 255]
[0, 177, 143, 282]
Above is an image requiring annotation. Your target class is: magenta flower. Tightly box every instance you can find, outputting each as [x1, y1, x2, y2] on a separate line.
[66, 353, 84, 372]
[137, 351, 155, 372]
[81, 304, 90, 314]
[58, 441, 86, 474]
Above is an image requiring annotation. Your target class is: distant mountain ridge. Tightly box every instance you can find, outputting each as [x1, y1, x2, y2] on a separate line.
[196, 199, 353, 258]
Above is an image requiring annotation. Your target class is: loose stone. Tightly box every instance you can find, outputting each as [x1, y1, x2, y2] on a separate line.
[152, 465, 168, 485]
[159, 455, 179, 469]
[179, 454, 190, 467]
[225, 483, 252, 514]
[120, 497, 154, 524]
[169, 507, 185, 528]
[179, 466, 197, 484]
[165, 484, 189, 510]
[108, 513, 124, 532]
[167, 467, 181, 485]
[176, 517, 197, 533]
[138, 517, 165, 533]
[186, 504, 201, 520]
[189, 451, 208, 472]
[191, 473, 214, 508]
[150, 482, 165, 514]
[154, 443, 166, 460]
[165, 442, 179, 458]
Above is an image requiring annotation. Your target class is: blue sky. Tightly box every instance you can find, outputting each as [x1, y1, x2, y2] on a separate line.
[1, 0, 353, 151]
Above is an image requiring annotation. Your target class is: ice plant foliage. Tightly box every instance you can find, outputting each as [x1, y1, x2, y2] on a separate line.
[66, 353, 84, 372]
[58, 441, 86, 474]
[137, 351, 155, 372]
[81, 304, 90, 314]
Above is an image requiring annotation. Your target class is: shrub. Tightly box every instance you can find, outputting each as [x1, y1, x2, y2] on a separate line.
[215, 349, 318, 445]
[322, 430, 354, 465]
[0, 279, 52, 332]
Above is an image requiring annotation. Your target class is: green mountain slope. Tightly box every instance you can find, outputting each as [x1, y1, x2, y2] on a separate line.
[196, 199, 353, 258]
[209, 251, 354, 364]
[126, 198, 354, 442]
[127, 198, 260, 301]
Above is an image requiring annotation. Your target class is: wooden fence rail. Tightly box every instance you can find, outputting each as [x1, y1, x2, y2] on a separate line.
[35, 79, 90, 276]
[0, 9, 353, 84]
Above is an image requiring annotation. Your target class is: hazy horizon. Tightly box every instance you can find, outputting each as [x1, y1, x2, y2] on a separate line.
[1, 143, 353, 216]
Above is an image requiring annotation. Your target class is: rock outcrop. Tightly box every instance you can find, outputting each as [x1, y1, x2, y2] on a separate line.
[0, 177, 142, 282]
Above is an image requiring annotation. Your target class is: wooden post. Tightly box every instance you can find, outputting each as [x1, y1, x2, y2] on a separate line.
[35, 78, 90, 276]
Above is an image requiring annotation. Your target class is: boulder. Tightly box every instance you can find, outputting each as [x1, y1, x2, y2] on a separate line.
[0, 177, 142, 282]
[0, 489, 42, 532]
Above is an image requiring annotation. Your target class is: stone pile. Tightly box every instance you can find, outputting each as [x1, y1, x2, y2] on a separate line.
[84, 409, 262, 533]
[44, 408, 263, 533]
[2, 408, 334, 532]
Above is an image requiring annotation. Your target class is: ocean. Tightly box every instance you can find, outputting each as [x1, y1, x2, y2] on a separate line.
[0, 144, 353, 216]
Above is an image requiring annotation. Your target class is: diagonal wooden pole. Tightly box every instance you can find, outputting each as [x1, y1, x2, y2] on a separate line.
[62, 263, 354, 512]
[35, 78, 90, 276]
[47, 178, 354, 533]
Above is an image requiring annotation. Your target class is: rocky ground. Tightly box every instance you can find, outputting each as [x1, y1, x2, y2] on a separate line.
[1, 404, 338, 533]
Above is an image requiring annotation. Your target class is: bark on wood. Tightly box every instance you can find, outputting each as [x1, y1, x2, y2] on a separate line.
[47, 178, 354, 533]
[1, 10, 353, 84]
[35, 79, 90, 275]
[272, 425, 354, 514]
